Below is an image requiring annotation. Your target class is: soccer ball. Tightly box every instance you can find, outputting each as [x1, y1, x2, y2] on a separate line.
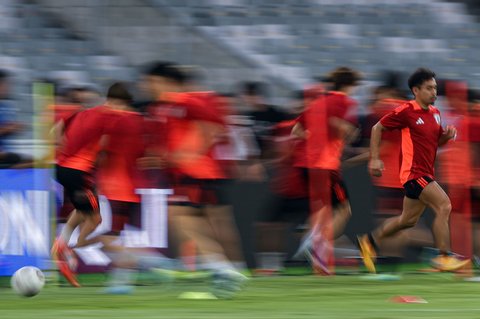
[11, 266, 45, 297]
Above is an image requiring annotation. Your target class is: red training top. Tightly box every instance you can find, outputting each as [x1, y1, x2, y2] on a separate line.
[380, 100, 444, 185]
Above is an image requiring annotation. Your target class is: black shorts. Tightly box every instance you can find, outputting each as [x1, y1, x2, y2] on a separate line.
[403, 176, 434, 199]
[56, 165, 99, 214]
[301, 168, 349, 208]
[109, 200, 141, 235]
[168, 173, 230, 207]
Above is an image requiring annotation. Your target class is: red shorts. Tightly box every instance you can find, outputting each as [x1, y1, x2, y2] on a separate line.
[301, 168, 349, 209]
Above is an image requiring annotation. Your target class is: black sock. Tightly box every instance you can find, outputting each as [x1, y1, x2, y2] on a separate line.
[368, 233, 379, 251]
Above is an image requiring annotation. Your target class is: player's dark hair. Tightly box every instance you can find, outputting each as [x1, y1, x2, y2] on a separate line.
[107, 82, 133, 103]
[292, 89, 304, 100]
[242, 81, 267, 97]
[468, 88, 480, 103]
[314, 71, 335, 85]
[380, 70, 404, 90]
[144, 61, 186, 84]
[178, 65, 204, 84]
[0, 69, 10, 81]
[408, 68, 436, 92]
[331, 67, 360, 91]
[218, 92, 236, 98]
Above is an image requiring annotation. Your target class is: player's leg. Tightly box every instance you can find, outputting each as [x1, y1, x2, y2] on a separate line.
[170, 202, 246, 298]
[169, 204, 229, 267]
[167, 177, 233, 269]
[419, 181, 471, 271]
[203, 179, 245, 268]
[419, 181, 451, 253]
[59, 209, 83, 242]
[52, 166, 86, 286]
[74, 213, 102, 247]
[204, 204, 245, 266]
[358, 196, 426, 273]
[55, 169, 102, 286]
[101, 200, 174, 294]
[330, 174, 352, 240]
[71, 188, 102, 248]
[54, 167, 101, 245]
[303, 169, 336, 274]
[311, 175, 351, 240]
[359, 176, 431, 273]
[54, 167, 81, 246]
[374, 197, 427, 240]
[101, 200, 137, 294]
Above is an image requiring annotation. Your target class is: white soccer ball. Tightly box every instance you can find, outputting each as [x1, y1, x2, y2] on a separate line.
[11, 266, 45, 297]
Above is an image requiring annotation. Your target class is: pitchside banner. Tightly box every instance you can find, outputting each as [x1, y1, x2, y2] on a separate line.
[0, 169, 51, 276]
[70, 189, 172, 269]
[0, 168, 172, 276]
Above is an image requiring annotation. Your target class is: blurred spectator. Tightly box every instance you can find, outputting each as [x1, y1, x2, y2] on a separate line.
[212, 92, 261, 177]
[240, 81, 290, 160]
[0, 70, 28, 168]
[57, 84, 101, 107]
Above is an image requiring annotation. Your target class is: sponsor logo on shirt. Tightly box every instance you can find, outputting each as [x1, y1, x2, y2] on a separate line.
[416, 117, 425, 125]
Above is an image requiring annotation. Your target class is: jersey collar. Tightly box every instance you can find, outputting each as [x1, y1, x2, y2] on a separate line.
[411, 100, 433, 111]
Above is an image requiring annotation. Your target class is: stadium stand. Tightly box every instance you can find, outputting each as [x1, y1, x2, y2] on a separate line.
[1, 0, 480, 154]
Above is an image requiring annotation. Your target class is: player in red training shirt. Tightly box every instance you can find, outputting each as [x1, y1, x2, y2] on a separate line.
[97, 110, 146, 235]
[51, 83, 129, 286]
[140, 62, 246, 297]
[95, 86, 157, 294]
[291, 67, 360, 274]
[46, 87, 85, 223]
[95, 84, 147, 236]
[358, 68, 470, 273]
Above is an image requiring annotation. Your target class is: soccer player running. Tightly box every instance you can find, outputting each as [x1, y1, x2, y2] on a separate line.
[96, 83, 172, 293]
[292, 67, 360, 274]
[358, 68, 471, 273]
[140, 62, 246, 297]
[46, 86, 86, 224]
[51, 84, 127, 286]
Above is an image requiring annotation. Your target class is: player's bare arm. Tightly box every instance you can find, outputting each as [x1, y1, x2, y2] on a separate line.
[369, 122, 386, 177]
[329, 117, 358, 143]
[438, 124, 457, 147]
[291, 122, 307, 139]
[342, 151, 370, 167]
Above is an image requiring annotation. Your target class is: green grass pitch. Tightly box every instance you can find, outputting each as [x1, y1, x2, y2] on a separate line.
[1, 271, 479, 319]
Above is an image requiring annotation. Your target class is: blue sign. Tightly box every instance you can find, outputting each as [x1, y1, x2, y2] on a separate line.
[0, 169, 52, 276]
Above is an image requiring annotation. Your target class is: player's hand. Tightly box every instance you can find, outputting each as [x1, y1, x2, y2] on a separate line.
[369, 158, 384, 177]
[444, 125, 457, 141]
[291, 123, 310, 139]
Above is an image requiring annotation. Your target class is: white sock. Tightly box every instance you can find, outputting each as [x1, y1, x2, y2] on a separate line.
[60, 224, 74, 242]
[200, 254, 236, 272]
[108, 268, 136, 287]
[231, 261, 247, 271]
